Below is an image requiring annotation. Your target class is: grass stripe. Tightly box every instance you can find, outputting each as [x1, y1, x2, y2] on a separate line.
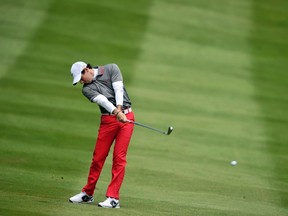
[0, 0, 51, 78]
[129, 0, 286, 215]
[251, 0, 288, 207]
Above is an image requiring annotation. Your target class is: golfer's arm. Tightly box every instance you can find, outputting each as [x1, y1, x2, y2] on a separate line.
[92, 95, 118, 114]
[112, 81, 124, 106]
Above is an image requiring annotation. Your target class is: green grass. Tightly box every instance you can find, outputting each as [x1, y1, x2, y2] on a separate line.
[0, 0, 287, 215]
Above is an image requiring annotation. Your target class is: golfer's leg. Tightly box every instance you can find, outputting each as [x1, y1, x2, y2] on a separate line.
[106, 112, 135, 199]
[82, 115, 118, 195]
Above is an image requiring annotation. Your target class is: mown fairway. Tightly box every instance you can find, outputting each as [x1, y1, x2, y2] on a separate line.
[0, 0, 287, 215]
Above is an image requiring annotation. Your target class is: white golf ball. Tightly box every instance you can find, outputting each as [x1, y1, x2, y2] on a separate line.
[231, 160, 237, 166]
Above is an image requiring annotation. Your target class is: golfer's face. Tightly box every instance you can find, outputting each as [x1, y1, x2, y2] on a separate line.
[80, 69, 93, 84]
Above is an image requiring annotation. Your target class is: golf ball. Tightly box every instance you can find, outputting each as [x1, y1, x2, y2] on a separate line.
[231, 160, 237, 166]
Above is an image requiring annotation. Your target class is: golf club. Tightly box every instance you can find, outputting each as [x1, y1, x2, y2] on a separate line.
[127, 120, 173, 135]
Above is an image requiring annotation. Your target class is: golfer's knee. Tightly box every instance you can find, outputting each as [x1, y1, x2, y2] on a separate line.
[113, 155, 126, 166]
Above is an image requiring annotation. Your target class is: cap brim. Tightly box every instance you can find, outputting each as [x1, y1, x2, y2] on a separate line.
[72, 74, 81, 85]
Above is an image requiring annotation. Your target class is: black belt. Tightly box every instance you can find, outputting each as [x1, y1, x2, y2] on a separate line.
[102, 108, 132, 115]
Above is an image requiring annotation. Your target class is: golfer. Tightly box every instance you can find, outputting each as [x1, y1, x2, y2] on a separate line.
[69, 61, 135, 208]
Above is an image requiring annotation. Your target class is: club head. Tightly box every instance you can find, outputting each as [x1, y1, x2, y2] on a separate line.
[166, 126, 173, 135]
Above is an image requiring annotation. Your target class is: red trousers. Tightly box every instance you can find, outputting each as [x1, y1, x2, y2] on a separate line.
[82, 112, 134, 199]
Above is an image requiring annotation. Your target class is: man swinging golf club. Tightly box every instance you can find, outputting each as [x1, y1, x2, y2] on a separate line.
[69, 61, 135, 208]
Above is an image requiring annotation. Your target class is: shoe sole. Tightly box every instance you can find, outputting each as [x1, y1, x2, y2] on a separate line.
[69, 199, 94, 204]
[98, 204, 120, 208]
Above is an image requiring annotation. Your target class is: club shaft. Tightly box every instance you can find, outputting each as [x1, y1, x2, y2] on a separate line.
[130, 121, 166, 134]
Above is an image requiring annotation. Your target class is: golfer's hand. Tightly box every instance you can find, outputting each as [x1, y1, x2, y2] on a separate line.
[116, 111, 127, 123]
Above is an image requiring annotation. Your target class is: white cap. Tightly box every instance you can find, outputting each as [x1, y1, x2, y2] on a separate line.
[71, 61, 87, 85]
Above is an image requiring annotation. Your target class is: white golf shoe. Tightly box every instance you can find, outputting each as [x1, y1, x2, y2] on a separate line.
[69, 192, 94, 203]
[98, 197, 120, 208]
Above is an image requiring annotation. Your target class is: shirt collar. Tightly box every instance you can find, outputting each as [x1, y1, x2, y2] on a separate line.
[93, 68, 98, 78]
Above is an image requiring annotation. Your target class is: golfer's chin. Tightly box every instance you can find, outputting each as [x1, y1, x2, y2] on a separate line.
[84, 80, 93, 84]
